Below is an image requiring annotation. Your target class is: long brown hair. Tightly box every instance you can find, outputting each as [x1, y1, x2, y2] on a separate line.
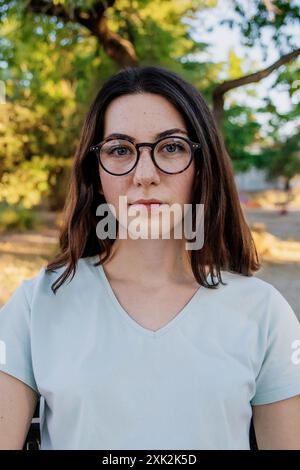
[46, 65, 260, 294]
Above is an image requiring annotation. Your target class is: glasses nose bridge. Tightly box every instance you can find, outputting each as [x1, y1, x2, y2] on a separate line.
[135, 142, 157, 167]
[136, 141, 155, 156]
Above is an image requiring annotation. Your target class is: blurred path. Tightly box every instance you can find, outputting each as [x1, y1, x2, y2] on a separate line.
[245, 208, 300, 240]
[244, 208, 300, 320]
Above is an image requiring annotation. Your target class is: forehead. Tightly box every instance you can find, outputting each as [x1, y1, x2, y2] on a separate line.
[103, 93, 187, 139]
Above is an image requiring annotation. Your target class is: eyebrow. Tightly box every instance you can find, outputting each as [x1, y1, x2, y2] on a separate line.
[104, 128, 188, 141]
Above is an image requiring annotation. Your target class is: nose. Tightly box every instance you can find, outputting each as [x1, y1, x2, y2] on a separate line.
[132, 146, 160, 186]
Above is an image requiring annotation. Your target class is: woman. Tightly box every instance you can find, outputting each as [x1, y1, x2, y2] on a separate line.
[0, 65, 300, 450]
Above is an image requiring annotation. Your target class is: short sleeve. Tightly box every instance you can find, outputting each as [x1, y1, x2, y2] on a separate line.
[0, 281, 39, 394]
[251, 286, 300, 406]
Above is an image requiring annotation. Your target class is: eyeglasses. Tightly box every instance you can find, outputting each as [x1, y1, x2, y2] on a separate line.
[90, 135, 201, 176]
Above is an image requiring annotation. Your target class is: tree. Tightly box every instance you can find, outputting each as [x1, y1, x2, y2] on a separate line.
[212, 0, 300, 126]
[22, 0, 213, 69]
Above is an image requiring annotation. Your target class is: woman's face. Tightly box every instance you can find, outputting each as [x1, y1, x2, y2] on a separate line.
[98, 92, 196, 239]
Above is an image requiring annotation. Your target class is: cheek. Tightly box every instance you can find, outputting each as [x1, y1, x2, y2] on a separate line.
[170, 164, 196, 204]
[100, 171, 117, 201]
[99, 170, 130, 212]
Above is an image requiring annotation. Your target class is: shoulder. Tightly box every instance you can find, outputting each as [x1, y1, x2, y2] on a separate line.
[220, 269, 273, 291]
[20, 255, 98, 304]
[215, 269, 277, 305]
[220, 269, 292, 303]
[218, 270, 299, 328]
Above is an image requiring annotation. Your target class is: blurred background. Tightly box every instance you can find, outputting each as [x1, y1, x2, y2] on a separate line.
[0, 0, 299, 318]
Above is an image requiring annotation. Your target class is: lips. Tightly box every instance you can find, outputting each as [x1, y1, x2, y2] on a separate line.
[130, 199, 163, 205]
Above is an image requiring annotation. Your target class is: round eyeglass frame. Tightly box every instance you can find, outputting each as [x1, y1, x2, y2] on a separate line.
[89, 135, 202, 176]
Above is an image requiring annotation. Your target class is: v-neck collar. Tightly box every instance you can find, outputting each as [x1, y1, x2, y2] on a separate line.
[89, 254, 215, 339]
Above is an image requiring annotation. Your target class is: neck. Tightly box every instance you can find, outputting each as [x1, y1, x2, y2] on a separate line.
[99, 237, 195, 287]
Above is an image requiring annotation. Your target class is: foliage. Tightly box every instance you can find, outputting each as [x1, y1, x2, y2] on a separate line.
[222, 104, 262, 172]
[0, 202, 39, 232]
[263, 132, 300, 187]
[0, 152, 71, 209]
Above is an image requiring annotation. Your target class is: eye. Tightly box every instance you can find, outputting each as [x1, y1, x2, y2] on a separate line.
[162, 143, 185, 153]
[108, 146, 133, 157]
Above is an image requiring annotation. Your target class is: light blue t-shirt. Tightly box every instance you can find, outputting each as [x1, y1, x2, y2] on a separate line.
[0, 254, 300, 450]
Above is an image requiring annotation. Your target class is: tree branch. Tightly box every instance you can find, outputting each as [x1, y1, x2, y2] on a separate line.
[212, 47, 300, 127]
[27, 0, 138, 67]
